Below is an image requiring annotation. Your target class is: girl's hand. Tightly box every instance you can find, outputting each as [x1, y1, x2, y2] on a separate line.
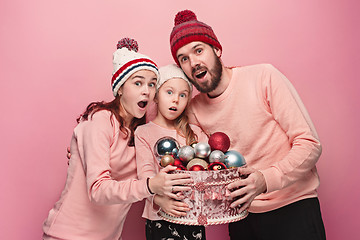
[154, 195, 190, 217]
[149, 165, 193, 200]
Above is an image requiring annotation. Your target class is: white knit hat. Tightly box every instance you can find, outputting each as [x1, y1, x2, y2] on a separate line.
[111, 38, 159, 97]
[157, 64, 192, 92]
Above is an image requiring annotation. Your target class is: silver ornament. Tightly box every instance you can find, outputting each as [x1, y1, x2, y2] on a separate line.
[224, 150, 246, 168]
[194, 142, 211, 159]
[209, 150, 225, 163]
[178, 145, 195, 164]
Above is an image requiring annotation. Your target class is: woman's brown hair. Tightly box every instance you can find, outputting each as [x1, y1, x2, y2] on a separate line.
[76, 95, 145, 146]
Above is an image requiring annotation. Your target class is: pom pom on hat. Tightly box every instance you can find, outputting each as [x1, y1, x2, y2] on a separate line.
[158, 64, 192, 92]
[117, 38, 139, 52]
[174, 10, 197, 25]
[111, 37, 159, 97]
[170, 10, 222, 65]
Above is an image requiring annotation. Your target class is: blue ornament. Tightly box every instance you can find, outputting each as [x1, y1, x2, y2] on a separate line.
[154, 137, 179, 161]
[224, 150, 246, 168]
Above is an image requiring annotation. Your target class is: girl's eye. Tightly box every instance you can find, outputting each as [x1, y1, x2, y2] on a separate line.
[180, 93, 187, 98]
[167, 90, 173, 95]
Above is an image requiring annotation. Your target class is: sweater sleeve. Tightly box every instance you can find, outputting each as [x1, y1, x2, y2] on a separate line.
[258, 65, 322, 193]
[75, 111, 151, 205]
[134, 128, 159, 180]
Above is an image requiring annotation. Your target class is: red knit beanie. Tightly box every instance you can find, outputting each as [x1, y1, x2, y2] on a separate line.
[170, 10, 222, 65]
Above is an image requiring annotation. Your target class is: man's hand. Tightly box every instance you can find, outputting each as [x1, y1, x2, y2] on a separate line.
[226, 167, 267, 212]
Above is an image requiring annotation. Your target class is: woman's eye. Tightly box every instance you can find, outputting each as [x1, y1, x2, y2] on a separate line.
[135, 82, 141, 86]
[149, 82, 155, 88]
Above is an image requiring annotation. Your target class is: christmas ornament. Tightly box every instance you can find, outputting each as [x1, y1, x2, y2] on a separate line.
[171, 148, 179, 158]
[224, 150, 246, 168]
[187, 158, 208, 171]
[190, 142, 198, 148]
[173, 159, 184, 167]
[176, 165, 187, 170]
[208, 162, 227, 170]
[189, 165, 204, 171]
[208, 132, 230, 152]
[160, 154, 175, 167]
[194, 142, 211, 159]
[178, 145, 195, 163]
[208, 150, 225, 163]
[154, 137, 179, 160]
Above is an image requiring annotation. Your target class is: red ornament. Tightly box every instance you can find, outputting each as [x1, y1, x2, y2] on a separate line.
[208, 162, 227, 171]
[176, 165, 187, 170]
[208, 132, 230, 153]
[173, 159, 184, 167]
[189, 165, 205, 171]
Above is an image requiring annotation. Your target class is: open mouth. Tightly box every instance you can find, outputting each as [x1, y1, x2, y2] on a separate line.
[137, 101, 148, 108]
[195, 70, 207, 79]
[169, 107, 177, 111]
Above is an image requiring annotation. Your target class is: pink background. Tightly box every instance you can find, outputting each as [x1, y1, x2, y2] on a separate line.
[1, 1, 359, 239]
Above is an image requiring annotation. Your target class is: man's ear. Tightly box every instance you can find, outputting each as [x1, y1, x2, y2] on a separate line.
[213, 47, 222, 58]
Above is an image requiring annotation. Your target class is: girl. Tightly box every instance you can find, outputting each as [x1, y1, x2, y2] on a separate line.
[43, 39, 192, 240]
[135, 64, 208, 240]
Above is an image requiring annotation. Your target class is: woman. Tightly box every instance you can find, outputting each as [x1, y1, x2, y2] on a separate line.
[43, 38, 192, 240]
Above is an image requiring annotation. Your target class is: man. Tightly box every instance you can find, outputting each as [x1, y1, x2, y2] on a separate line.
[170, 10, 326, 240]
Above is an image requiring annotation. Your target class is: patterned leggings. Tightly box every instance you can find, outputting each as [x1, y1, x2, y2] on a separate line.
[146, 220, 206, 240]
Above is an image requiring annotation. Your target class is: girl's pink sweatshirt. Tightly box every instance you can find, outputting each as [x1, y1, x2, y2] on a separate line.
[187, 64, 322, 213]
[134, 121, 208, 220]
[43, 110, 152, 240]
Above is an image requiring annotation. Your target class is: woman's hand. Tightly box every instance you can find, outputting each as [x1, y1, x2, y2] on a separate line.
[149, 165, 193, 200]
[154, 195, 190, 217]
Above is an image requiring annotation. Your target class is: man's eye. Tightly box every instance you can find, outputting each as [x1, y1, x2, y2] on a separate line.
[196, 49, 202, 54]
[181, 57, 188, 63]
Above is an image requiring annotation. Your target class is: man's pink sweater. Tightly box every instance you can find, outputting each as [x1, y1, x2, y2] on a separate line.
[43, 110, 152, 240]
[188, 64, 322, 213]
[134, 121, 208, 220]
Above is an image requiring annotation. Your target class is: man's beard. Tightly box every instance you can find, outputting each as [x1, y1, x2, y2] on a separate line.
[189, 55, 222, 93]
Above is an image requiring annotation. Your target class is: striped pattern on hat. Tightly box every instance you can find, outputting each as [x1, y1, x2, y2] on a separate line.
[170, 10, 222, 65]
[111, 38, 159, 97]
